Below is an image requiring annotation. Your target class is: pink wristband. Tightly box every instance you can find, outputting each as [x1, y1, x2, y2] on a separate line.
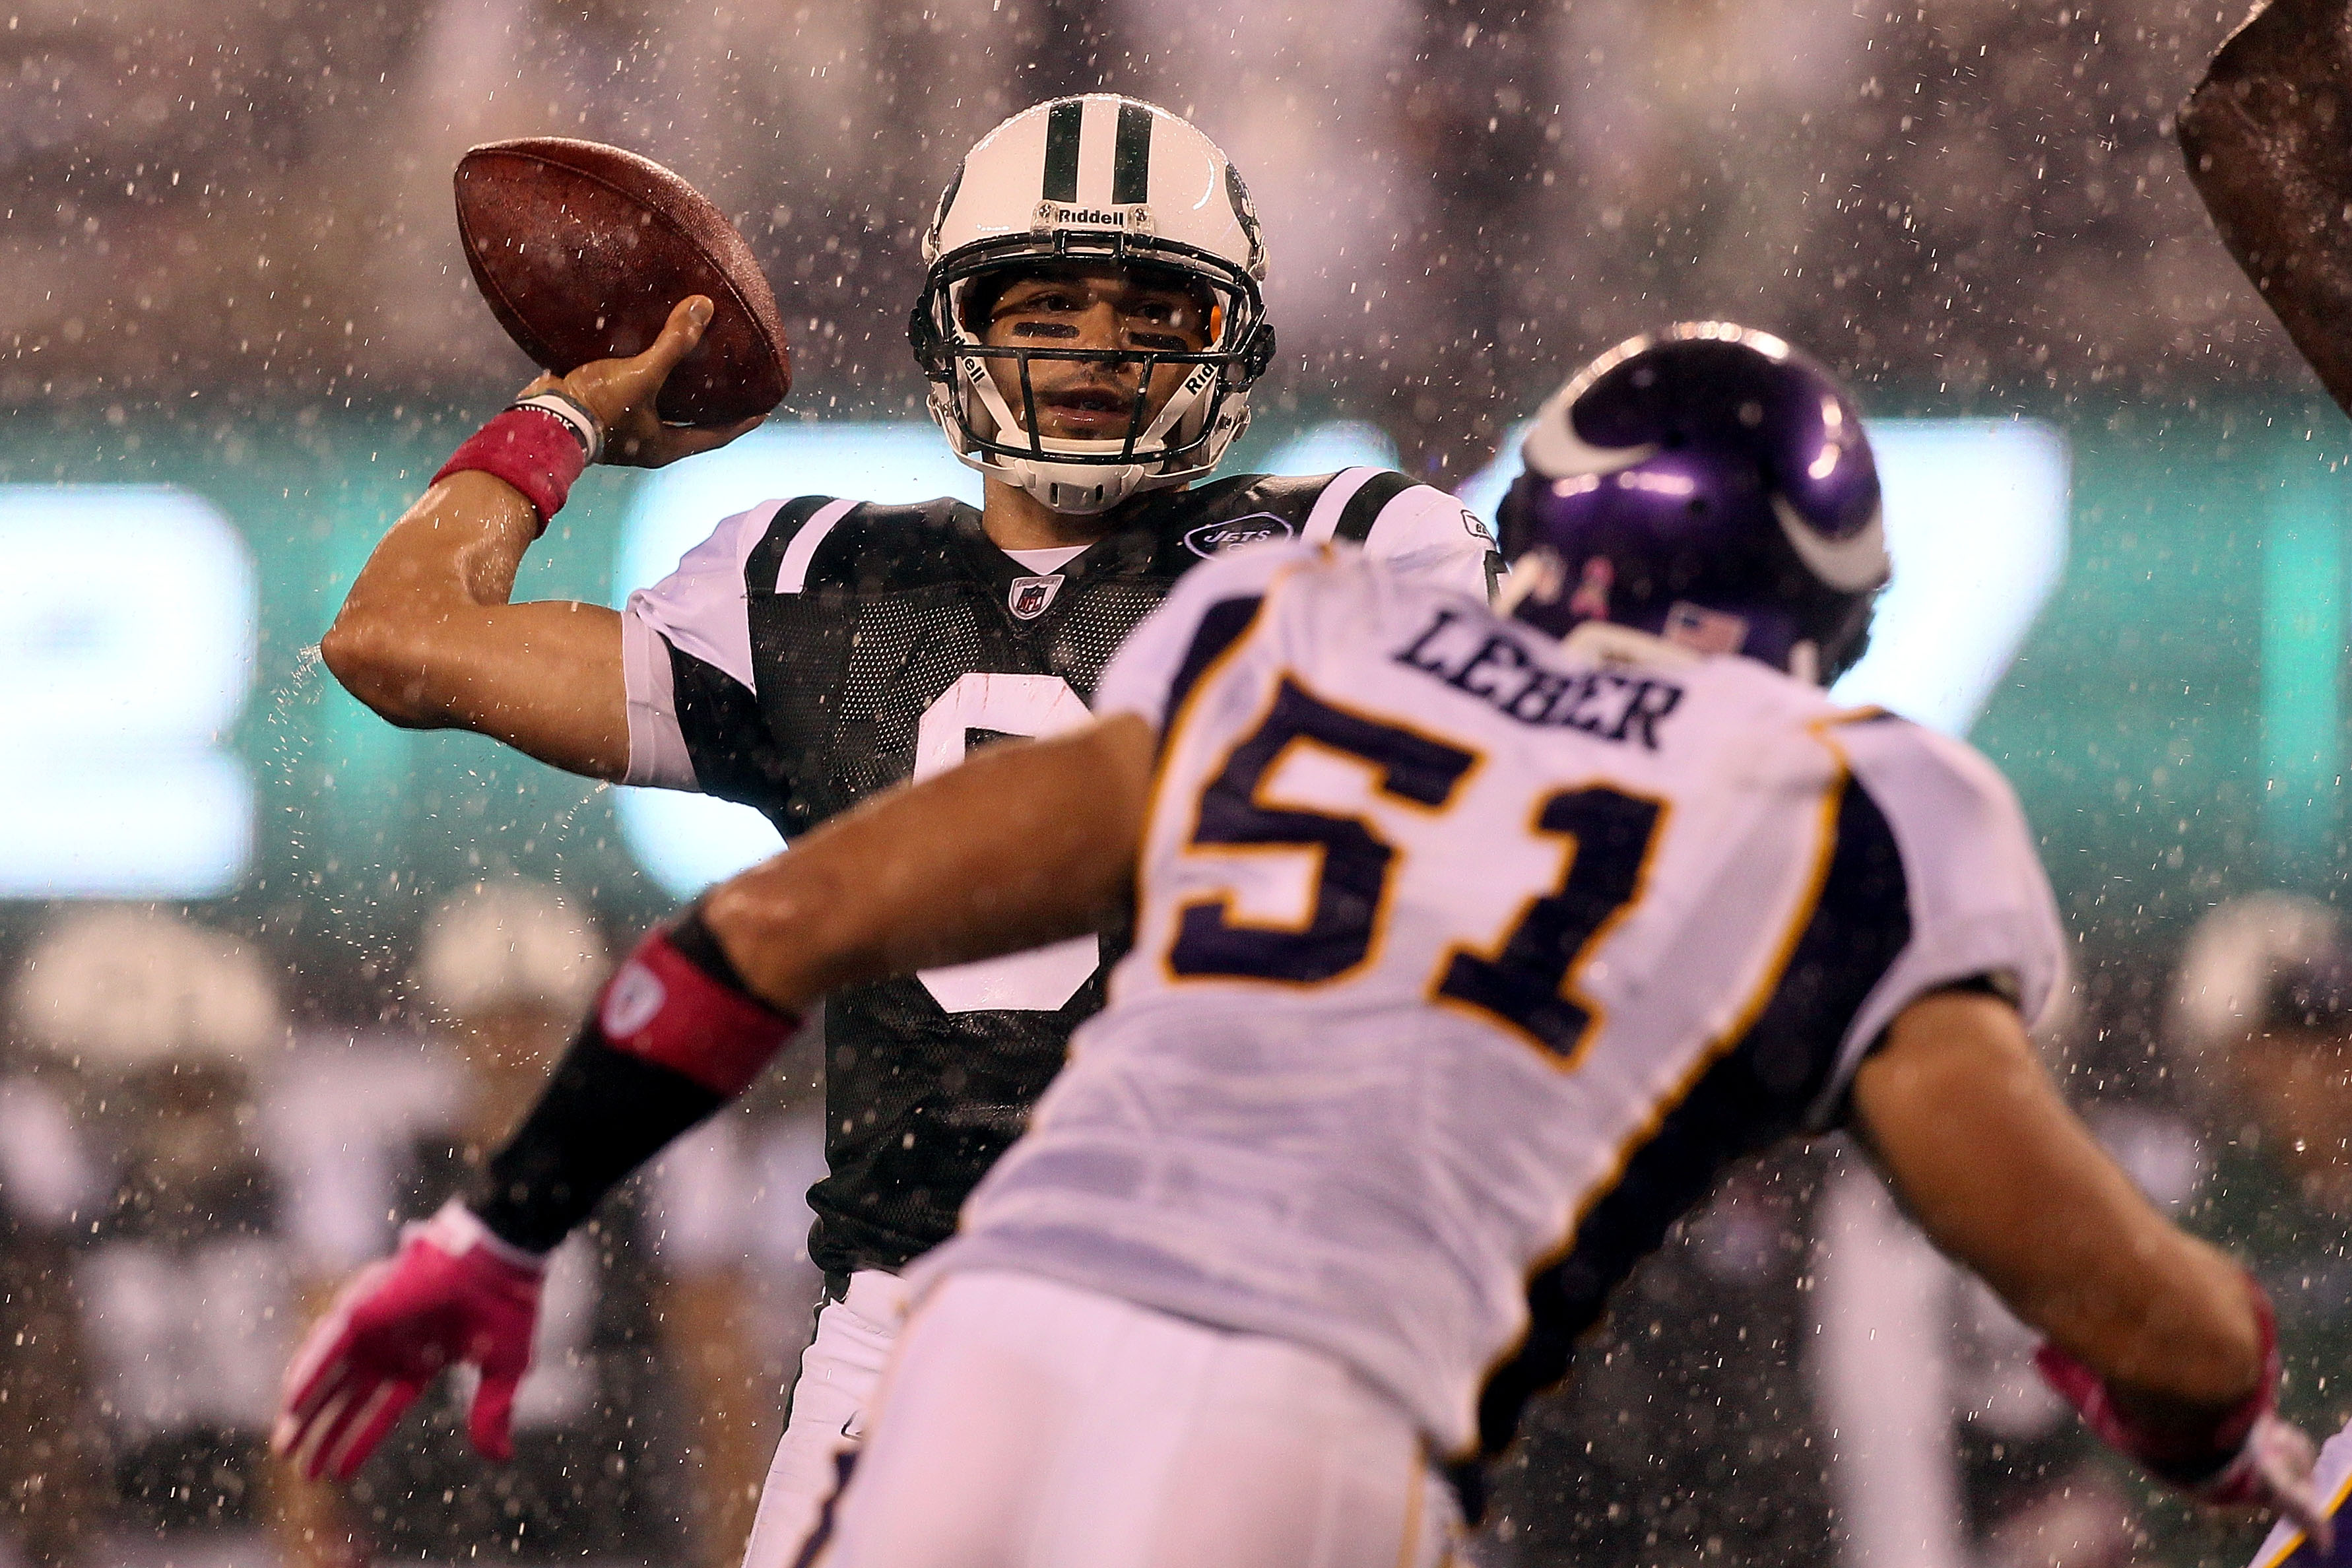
[596, 928, 801, 1097]
[2033, 1273, 2279, 1487]
[433, 407, 590, 533]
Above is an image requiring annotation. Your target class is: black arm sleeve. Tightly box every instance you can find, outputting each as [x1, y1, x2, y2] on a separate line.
[472, 1037, 725, 1253]
[471, 909, 766, 1252]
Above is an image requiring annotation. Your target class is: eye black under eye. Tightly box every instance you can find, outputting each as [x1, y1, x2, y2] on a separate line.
[1012, 321, 1082, 339]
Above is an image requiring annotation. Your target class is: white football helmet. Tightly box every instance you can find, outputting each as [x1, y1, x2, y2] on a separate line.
[414, 880, 609, 1020]
[2172, 892, 2345, 1061]
[11, 907, 284, 1072]
[911, 95, 1276, 515]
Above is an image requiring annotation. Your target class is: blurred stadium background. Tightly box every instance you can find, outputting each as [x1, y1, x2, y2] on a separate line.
[3, 2, 2349, 1567]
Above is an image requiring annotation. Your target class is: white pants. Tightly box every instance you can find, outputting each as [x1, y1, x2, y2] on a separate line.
[809, 1270, 1457, 1568]
[740, 1269, 911, 1568]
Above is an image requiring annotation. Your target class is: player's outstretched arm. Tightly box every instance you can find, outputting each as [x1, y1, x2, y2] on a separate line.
[274, 717, 1154, 1478]
[2179, 0, 2352, 421]
[1852, 989, 2327, 1541]
[700, 713, 1158, 1007]
[321, 469, 631, 778]
[320, 296, 758, 781]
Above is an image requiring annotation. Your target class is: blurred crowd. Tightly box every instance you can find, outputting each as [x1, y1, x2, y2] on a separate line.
[0, 0, 2316, 476]
[1, 883, 2349, 1568]
[5, 0, 2351, 1565]
[0, 885, 826, 1568]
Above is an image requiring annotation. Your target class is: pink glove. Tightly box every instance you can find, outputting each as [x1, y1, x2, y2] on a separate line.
[273, 1200, 546, 1481]
[2035, 1282, 2332, 1553]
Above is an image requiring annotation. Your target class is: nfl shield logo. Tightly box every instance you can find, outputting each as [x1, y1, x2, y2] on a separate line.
[1008, 574, 1064, 620]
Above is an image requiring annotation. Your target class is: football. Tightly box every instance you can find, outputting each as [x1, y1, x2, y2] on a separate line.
[2178, 0, 2352, 421]
[453, 137, 791, 428]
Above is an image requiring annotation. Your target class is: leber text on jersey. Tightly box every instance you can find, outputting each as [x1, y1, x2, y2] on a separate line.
[1392, 606, 1685, 749]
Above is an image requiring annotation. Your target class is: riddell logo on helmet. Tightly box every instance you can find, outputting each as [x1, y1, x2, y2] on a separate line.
[1033, 202, 1153, 232]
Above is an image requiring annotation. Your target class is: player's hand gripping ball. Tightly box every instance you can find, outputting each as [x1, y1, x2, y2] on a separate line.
[524, 295, 765, 469]
[454, 137, 791, 430]
[273, 1201, 545, 1482]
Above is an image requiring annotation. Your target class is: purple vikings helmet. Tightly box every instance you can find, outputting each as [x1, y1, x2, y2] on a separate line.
[1497, 323, 1889, 684]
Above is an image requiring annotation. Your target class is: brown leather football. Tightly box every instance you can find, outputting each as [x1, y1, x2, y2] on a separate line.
[2180, 0, 2352, 422]
[454, 137, 790, 427]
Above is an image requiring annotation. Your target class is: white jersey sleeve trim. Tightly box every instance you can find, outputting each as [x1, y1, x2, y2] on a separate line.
[1804, 721, 2068, 1129]
[1301, 467, 1382, 544]
[1357, 482, 1499, 600]
[775, 498, 861, 593]
[620, 608, 700, 791]
[624, 498, 785, 692]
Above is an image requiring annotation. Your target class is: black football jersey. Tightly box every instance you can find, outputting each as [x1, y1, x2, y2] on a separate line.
[625, 467, 1497, 1276]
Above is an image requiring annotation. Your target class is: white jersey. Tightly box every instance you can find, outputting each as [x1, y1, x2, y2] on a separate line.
[918, 540, 2066, 1460]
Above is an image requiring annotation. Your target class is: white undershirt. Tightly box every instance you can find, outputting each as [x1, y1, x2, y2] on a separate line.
[1002, 544, 1088, 573]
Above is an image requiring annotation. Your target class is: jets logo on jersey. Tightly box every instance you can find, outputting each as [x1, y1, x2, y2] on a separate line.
[1008, 574, 1065, 620]
[1183, 513, 1294, 558]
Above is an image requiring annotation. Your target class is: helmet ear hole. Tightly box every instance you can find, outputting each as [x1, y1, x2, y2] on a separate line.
[1239, 321, 1276, 383]
[908, 306, 947, 377]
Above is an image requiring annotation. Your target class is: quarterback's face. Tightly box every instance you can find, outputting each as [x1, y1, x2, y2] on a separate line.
[978, 262, 1214, 441]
